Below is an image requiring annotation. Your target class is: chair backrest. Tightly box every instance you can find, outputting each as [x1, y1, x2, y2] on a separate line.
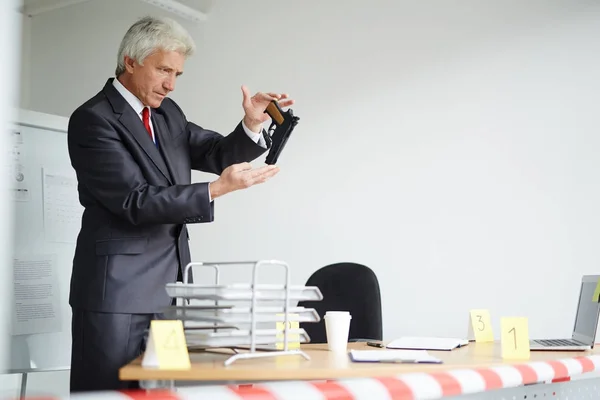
[297, 262, 382, 343]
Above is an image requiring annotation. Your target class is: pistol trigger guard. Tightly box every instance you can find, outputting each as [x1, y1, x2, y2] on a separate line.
[267, 121, 277, 137]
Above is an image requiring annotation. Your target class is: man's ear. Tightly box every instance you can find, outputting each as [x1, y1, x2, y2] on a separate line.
[124, 56, 136, 73]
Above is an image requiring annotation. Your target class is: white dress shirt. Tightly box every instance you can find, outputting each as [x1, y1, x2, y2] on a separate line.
[112, 78, 266, 202]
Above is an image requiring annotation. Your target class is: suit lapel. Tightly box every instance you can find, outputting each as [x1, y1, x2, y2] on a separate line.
[118, 107, 173, 184]
[102, 78, 173, 184]
[152, 113, 180, 184]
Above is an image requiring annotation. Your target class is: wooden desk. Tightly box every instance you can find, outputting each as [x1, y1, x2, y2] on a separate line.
[119, 341, 600, 382]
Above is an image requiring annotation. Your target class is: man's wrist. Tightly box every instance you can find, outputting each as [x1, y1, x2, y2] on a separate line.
[243, 116, 262, 133]
[209, 179, 226, 200]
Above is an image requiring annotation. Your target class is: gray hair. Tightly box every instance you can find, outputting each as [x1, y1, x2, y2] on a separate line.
[115, 16, 196, 76]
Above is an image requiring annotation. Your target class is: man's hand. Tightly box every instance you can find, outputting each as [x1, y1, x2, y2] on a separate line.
[209, 163, 280, 200]
[241, 85, 294, 133]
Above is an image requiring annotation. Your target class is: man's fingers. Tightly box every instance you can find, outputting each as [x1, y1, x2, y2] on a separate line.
[252, 167, 280, 185]
[233, 165, 279, 189]
[246, 90, 292, 107]
[245, 165, 279, 184]
[266, 93, 289, 100]
[241, 85, 252, 108]
[249, 165, 278, 177]
[277, 99, 295, 108]
[261, 166, 280, 178]
[255, 92, 277, 102]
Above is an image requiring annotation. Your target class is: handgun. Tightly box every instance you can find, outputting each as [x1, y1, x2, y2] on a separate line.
[263, 100, 299, 165]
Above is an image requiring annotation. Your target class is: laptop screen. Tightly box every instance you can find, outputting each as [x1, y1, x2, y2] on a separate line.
[572, 277, 600, 345]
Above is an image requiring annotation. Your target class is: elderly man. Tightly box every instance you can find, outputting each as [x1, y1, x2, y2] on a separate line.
[67, 16, 291, 392]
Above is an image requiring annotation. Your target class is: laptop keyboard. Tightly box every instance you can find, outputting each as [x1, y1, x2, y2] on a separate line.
[534, 339, 581, 346]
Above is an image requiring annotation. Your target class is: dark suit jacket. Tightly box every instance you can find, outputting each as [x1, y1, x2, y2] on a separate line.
[67, 78, 270, 314]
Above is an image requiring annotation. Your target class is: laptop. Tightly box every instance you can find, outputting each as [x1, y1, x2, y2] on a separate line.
[530, 275, 600, 351]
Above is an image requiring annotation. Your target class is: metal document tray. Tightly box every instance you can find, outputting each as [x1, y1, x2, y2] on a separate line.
[184, 328, 310, 348]
[164, 305, 320, 324]
[165, 283, 323, 301]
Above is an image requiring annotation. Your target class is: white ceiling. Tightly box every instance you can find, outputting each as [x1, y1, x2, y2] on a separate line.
[20, 0, 214, 22]
[174, 0, 214, 13]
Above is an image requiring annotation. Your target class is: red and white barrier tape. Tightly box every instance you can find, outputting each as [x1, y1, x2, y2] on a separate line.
[11, 354, 600, 399]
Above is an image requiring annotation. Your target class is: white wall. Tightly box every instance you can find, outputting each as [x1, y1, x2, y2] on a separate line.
[180, 0, 600, 339]
[7, 0, 600, 396]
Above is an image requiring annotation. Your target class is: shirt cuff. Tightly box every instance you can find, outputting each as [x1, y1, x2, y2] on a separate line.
[242, 120, 267, 148]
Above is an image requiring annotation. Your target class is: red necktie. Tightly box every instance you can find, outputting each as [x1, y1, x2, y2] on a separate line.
[142, 107, 153, 140]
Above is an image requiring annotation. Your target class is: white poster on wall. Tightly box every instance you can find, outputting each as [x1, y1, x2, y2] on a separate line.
[42, 167, 83, 243]
[12, 254, 62, 336]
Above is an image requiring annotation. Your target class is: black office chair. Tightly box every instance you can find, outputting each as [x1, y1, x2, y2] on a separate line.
[297, 262, 383, 343]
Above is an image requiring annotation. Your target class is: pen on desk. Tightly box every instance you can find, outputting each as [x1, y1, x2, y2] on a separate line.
[366, 341, 385, 348]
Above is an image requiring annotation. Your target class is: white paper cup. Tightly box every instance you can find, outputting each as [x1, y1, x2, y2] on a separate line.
[324, 311, 352, 352]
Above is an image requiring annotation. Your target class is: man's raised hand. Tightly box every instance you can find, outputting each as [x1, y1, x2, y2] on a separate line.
[241, 85, 294, 132]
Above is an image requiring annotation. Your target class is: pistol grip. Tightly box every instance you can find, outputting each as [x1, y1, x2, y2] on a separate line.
[265, 101, 285, 125]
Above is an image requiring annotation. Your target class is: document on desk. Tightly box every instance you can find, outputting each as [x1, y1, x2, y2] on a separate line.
[349, 349, 442, 364]
[386, 337, 469, 351]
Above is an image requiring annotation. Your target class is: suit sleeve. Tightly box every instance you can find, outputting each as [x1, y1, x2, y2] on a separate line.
[68, 108, 213, 226]
[168, 100, 270, 174]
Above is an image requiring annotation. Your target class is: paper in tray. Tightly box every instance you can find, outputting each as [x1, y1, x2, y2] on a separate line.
[165, 283, 323, 301]
[164, 305, 320, 324]
[184, 328, 310, 348]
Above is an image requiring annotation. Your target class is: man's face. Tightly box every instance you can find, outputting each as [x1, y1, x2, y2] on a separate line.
[124, 49, 185, 108]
